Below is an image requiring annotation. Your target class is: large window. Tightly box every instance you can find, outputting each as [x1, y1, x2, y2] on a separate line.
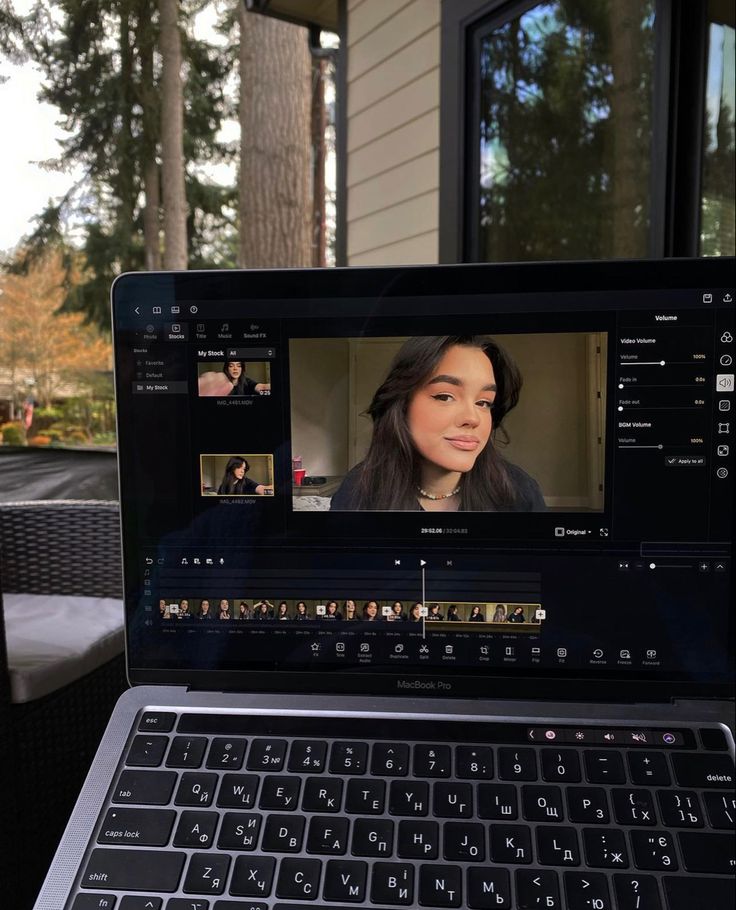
[440, 0, 736, 261]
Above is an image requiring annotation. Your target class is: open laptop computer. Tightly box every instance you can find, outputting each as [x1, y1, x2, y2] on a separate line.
[35, 258, 734, 910]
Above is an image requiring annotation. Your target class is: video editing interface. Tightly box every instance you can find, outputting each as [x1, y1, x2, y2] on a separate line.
[113, 279, 735, 684]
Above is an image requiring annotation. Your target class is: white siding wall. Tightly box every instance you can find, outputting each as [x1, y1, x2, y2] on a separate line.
[346, 0, 441, 265]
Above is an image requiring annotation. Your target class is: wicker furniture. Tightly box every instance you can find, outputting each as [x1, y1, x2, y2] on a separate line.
[0, 500, 128, 910]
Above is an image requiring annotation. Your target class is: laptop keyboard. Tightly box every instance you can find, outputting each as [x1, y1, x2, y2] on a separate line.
[68, 713, 735, 910]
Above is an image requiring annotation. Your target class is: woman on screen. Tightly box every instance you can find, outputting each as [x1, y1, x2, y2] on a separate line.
[225, 361, 270, 396]
[217, 457, 273, 496]
[294, 601, 310, 620]
[330, 335, 544, 512]
[469, 604, 486, 622]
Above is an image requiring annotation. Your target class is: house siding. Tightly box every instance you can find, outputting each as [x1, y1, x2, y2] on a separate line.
[346, 0, 440, 265]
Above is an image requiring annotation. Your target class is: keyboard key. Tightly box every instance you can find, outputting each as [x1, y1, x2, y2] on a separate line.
[490, 824, 532, 864]
[371, 743, 409, 776]
[704, 791, 736, 828]
[698, 726, 729, 750]
[229, 856, 275, 898]
[613, 873, 662, 910]
[456, 745, 493, 779]
[678, 831, 735, 874]
[522, 785, 564, 822]
[205, 738, 247, 770]
[126, 735, 169, 767]
[443, 822, 485, 861]
[627, 751, 671, 786]
[657, 790, 704, 827]
[389, 780, 429, 816]
[166, 737, 207, 769]
[259, 775, 300, 811]
[478, 783, 518, 819]
[113, 770, 177, 805]
[167, 902, 207, 910]
[306, 815, 349, 855]
[541, 749, 581, 782]
[119, 899, 162, 910]
[516, 869, 560, 909]
[246, 738, 287, 771]
[467, 867, 510, 908]
[351, 818, 394, 857]
[261, 814, 305, 852]
[71, 895, 117, 910]
[81, 849, 185, 892]
[536, 826, 580, 866]
[498, 747, 537, 781]
[288, 739, 327, 773]
[139, 712, 176, 732]
[216, 812, 261, 850]
[302, 776, 343, 813]
[183, 853, 230, 894]
[567, 787, 610, 824]
[630, 830, 678, 870]
[419, 863, 462, 907]
[216, 774, 259, 809]
[323, 859, 367, 902]
[671, 752, 734, 789]
[345, 778, 385, 814]
[397, 819, 439, 859]
[214, 904, 265, 910]
[98, 808, 175, 846]
[564, 871, 612, 910]
[175, 772, 218, 807]
[276, 858, 322, 901]
[662, 875, 735, 910]
[433, 782, 473, 818]
[371, 862, 414, 905]
[173, 811, 219, 848]
[612, 789, 657, 826]
[582, 827, 629, 868]
[584, 750, 626, 784]
[414, 744, 451, 777]
[329, 741, 368, 774]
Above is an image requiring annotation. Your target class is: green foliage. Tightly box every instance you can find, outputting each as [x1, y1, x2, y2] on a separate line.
[477, 0, 654, 261]
[0, 422, 26, 445]
[8, 0, 237, 332]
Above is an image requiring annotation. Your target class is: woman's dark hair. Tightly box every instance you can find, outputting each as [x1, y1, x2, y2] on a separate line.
[218, 456, 249, 495]
[348, 335, 523, 510]
[223, 360, 244, 382]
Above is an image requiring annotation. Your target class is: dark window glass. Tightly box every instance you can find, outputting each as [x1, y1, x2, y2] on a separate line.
[700, 0, 735, 256]
[474, 0, 656, 261]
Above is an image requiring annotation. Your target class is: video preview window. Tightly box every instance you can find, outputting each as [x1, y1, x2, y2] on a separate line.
[197, 360, 271, 397]
[289, 333, 607, 512]
[200, 454, 275, 496]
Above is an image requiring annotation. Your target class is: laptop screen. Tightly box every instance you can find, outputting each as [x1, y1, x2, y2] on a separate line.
[112, 260, 735, 700]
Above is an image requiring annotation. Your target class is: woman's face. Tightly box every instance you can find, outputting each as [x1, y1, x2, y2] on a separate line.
[327, 602, 337, 613]
[411, 603, 422, 618]
[365, 601, 378, 617]
[392, 603, 402, 614]
[220, 599, 229, 611]
[233, 461, 246, 480]
[297, 602, 306, 613]
[407, 345, 496, 476]
[201, 601, 210, 612]
[226, 361, 242, 380]
[180, 600, 188, 611]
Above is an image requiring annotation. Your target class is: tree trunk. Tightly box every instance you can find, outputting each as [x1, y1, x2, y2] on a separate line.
[311, 55, 327, 267]
[138, 4, 162, 270]
[158, 0, 188, 269]
[609, 0, 645, 258]
[238, 9, 312, 268]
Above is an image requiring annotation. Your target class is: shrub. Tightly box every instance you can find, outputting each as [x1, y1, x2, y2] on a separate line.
[28, 434, 53, 447]
[0, 422, 26, 445]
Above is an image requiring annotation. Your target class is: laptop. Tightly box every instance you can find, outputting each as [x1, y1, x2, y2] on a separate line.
[35, 258, 734, 910]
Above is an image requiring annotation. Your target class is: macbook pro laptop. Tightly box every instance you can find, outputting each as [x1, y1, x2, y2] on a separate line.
[35, 258, 734, 910]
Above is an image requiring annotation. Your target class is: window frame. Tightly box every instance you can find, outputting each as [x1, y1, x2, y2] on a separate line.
[439, 0, 709, 263]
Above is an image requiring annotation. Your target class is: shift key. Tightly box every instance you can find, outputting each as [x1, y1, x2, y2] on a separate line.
[671, 753, 735, 789]
[82, 848, 185, 891]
